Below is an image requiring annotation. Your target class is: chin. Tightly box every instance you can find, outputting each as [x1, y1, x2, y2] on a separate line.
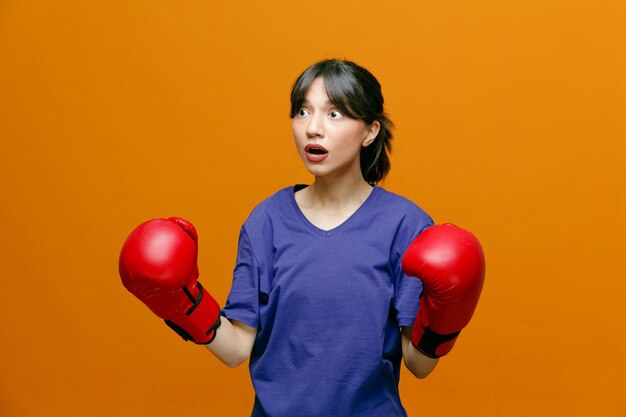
[305, 168, 327, 177]
[300, 159, 327, 174]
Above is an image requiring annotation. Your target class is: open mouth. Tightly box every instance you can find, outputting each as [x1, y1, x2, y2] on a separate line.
[305, 145, 328, 155]
[304, 144, 329, 162]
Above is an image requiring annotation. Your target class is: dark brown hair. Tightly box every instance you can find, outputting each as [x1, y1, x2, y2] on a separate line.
[289, 59, 394, 184]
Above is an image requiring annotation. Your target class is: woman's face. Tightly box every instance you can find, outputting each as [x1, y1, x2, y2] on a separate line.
[292, 77, 380, 180]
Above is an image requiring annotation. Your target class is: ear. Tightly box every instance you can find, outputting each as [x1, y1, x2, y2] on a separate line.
[362, 120, 381, 148]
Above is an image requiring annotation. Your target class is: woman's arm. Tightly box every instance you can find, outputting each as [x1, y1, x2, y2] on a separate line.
[401, 327, 439, 379]
[204, 317, 257, 368]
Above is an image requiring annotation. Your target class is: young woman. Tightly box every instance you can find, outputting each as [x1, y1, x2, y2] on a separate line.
[119, 59, 485, 417]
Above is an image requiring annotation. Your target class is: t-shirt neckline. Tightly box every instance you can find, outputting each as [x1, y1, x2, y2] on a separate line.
[289, 183, 380, 237]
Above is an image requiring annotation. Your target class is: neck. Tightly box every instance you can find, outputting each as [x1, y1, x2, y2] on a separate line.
[306, 175, 374, 211]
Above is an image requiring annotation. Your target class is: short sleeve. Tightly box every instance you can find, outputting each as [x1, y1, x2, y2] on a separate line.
[221, 226, 260, 329]
[392, 215, 434, 328]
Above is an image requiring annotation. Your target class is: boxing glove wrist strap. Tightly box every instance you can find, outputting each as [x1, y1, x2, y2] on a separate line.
[412, 326, 461, 359]
[165, 313, 221, 344]
[164, 282, 222, 344]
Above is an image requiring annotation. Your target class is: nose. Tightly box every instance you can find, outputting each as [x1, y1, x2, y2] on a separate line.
[305, 112, 324, 138]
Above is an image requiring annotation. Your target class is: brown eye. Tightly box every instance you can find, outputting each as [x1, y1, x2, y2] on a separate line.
[329, 110, 343, 119]
[298, 108, 309, 117]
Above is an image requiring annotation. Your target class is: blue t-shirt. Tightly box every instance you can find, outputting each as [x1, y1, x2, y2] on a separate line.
[222, 184, 433, 417]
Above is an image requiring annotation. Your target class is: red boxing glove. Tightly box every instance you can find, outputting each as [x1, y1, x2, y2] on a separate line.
[401, 224, 485, 358]
[119, 217, 221, 344]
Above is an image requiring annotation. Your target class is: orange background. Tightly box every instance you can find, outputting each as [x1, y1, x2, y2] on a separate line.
[1, 1, 625, 416]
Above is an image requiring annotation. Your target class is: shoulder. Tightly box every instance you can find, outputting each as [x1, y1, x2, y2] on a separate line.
[241, 185, 293, 235]
[374, 186, 433, 227]
[373, 186, 434, 255]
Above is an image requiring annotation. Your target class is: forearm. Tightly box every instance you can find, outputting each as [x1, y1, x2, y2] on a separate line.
[204, 316, 257, 368]
[401, 327, 439, 379]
